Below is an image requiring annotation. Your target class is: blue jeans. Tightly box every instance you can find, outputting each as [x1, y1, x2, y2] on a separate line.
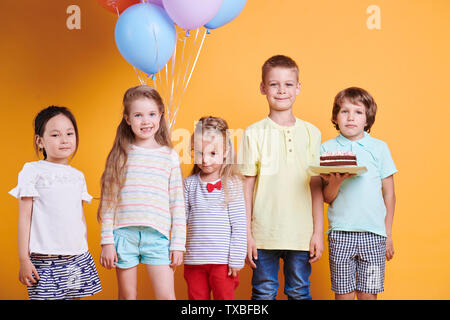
[251, 249, 312, 300]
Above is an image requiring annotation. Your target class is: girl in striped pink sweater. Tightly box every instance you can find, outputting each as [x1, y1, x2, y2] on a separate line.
[98, 85, 185, 300]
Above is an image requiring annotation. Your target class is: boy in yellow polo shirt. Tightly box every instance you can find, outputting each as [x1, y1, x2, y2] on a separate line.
[239, 55, 324, 300]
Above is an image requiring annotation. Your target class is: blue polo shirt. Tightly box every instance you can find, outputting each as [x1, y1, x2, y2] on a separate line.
[321, 132, 397, 237]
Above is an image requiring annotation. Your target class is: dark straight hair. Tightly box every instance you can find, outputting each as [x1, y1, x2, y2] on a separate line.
[34, 106, 79, 160]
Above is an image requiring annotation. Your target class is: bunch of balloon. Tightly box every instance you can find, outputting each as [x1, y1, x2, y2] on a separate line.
[97, 0, 247, 131]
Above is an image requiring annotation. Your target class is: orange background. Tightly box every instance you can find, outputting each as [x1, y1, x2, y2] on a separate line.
[1, 0, 449, 299]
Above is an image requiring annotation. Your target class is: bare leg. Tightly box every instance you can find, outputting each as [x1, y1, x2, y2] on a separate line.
[116, 266, 138, 300]
[335, 291, 356, 300]
[146, 265, 176, 300]
[356, 291, 377, 300]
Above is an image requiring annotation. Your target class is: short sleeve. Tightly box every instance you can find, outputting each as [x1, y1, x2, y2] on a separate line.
[81, 175, 93, 203]
[379, 142, 397, 179]
[8, 163, 40, 199]
[238, 128, 259, 176]
[308, 124, 321, 167]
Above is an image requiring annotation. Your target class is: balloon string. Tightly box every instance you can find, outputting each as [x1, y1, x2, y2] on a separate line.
[170, 32, 187, 129]
[184, 29, 206, 97]
[166, 44, 177, 127]
[164, 64, 170, 123]
[163, 59, 170, 123]
[165, 61, 169, 94]
[170, 29, 199, 129]
[133, 66, 145, 85]
[174, 32, 187, 109]
[169, 43, 177, 115]
[180, 29, 199, 94]
[153, 25, 159, 74]
[170, 28, 207, 129]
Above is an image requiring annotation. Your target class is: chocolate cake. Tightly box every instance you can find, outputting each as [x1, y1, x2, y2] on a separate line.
[320, 151, 357, 166]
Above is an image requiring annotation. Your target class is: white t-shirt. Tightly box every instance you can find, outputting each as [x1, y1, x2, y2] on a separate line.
[9, 160, 93, 255]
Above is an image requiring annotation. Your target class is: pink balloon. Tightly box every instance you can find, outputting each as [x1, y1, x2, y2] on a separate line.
[162, 0, 222, 30]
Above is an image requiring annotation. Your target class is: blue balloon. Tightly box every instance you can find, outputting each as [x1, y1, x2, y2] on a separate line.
[204, 0, 246, 29]
[115, 3, 176, 75]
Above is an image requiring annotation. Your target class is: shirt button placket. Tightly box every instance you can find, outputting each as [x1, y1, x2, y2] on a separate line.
[286, 129, 293, 155]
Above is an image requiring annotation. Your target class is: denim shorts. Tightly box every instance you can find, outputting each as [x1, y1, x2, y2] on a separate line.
[113, 226, 171, 269]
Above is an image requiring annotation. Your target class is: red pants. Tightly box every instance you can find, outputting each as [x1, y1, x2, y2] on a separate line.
[184, 264, 239, 300]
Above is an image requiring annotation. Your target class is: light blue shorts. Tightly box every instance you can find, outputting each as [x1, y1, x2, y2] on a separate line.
[113, 226, 171, 269]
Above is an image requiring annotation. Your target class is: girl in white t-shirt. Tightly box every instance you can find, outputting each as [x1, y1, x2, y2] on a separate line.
[9, 106, 101, 300]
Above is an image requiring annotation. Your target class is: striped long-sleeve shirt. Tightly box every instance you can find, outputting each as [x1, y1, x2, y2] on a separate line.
[100, 145, 186, 251]
[184, 174, 247, 268]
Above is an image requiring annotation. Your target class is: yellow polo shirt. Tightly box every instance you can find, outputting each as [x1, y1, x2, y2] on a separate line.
[239, 117, 321, 250]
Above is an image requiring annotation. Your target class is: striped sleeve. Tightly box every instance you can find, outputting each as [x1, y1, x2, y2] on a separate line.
[227, 179, 247, 268]
[168, 151, 186, 251]
[100, 201, 115, 245]
[183, 177, 191, 221]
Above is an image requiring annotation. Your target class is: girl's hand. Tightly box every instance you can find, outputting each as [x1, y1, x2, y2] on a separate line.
[386, 236, 394, 261]
[309, 232, 324, 263]
[100, 244, 117, 269]
[19, 258, 39, 287]
[170, 250, 183, 269]
[228, 267, 241, 278]
[246, 235, 258, 269]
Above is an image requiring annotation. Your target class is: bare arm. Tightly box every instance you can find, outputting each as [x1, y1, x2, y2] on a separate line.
[309, 176, 324, 263]
[321, 173, 356, 204]
[17, 197, 40, 286]
[382, 175, 396, 260]
[311, 176, 324, 234]
[18, 198, 32, 262]
[242, 175, 257, 268]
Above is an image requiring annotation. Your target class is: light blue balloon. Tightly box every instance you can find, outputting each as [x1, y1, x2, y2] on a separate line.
[115, 3, 176, 75]
[204, 0, 246, 29]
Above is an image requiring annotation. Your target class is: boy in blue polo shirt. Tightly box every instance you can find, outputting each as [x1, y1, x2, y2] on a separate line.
[321, 87, 397, 300]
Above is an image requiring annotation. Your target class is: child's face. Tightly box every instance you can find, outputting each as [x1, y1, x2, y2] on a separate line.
[36, 114, 76, 164]
[125, 98, 162, 144]
[194, 133, 225, 177]
[335, 99, 367, 141]
[260, 67, 300, 112]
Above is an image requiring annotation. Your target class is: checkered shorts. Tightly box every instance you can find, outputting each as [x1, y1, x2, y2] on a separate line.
[328, 231, 386, 294]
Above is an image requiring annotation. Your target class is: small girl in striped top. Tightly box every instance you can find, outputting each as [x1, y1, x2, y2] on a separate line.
[184, 116, 247, 300]
[98, 85, 185, 300]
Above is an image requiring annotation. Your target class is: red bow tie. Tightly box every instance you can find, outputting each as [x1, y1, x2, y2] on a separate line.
[206, 181, 222, 193]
